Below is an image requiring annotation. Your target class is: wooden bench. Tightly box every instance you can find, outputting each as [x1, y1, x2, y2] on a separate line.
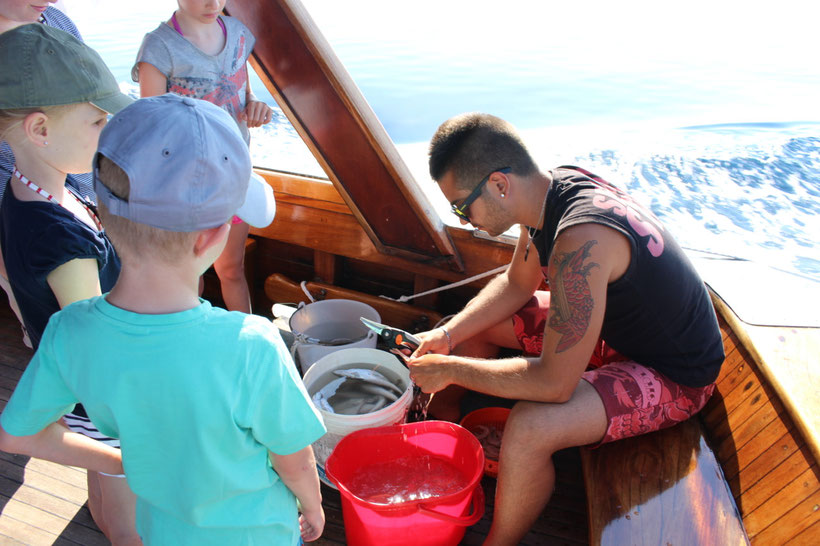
[581, 417, 749, 545]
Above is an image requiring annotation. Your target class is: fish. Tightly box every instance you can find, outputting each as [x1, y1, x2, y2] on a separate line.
[351, 382, 400, 402]
[328, 381, 398, 413]
[330, 397, 369, 415]
[311, 367, 406, 415]
[333, 368, 404, 396]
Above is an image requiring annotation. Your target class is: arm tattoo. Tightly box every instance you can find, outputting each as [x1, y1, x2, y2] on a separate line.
[548, 240, 599, 352]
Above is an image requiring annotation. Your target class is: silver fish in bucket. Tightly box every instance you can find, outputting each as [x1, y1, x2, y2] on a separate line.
[312, 368, 404, 415]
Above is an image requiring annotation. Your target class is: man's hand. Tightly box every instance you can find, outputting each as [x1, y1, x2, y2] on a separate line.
[407, 353, 455, 393]
[409, 327, 451, 357]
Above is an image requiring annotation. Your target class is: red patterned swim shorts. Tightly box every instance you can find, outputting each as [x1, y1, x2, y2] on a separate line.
[582, 362, 714, 446]
[512, 291, 715, 446]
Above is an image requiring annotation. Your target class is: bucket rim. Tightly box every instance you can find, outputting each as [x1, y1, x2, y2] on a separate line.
[288, 299, 378, 346]
[303, 348, 412, 424]
[325, 420, 485, 511]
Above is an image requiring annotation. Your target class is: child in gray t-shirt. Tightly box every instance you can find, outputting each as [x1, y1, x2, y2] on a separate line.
[133, 3, 273, 315]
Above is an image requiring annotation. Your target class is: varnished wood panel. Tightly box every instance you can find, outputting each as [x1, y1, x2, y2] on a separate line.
[739, 445, 813, 515]
[265, 273, 442, 332]
[711, 294, 820, 466]
[744, 465, 819, 543]
[713, 343, 753, 395]
[722, 420, 797, 484]
[715, 386, 785, 463]
[251, 170, 514, 286]
[790, 520, 819, 545]
[581, 419, 748, 545]
[702, 301, 820, 544]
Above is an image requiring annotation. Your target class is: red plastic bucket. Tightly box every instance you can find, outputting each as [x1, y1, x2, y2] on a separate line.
[325, 421, 485, 545]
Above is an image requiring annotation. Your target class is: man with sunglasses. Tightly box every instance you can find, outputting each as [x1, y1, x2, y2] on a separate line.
[407, 113, 724, 545]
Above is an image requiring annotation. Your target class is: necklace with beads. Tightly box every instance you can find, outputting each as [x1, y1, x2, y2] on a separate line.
[12, 167, 102, 231]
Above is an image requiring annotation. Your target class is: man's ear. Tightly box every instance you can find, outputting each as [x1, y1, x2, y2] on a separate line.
[193, 223, 230, 257]
[490, 170, 510, 198]
[21, 112, 49, 147]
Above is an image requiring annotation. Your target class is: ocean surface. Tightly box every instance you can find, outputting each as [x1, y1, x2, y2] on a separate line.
[64, 0, 819, 282]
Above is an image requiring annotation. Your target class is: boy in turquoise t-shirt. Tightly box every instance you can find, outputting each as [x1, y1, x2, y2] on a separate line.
[0, 94, 327, 545]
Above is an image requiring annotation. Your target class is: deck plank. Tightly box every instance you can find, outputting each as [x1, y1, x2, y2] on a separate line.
[789, 520, 819, 546]
[743, 465, 820, 541]
[0, 493, 105, 545]
[0, 516, 62, 545]
[721, 417, 795, 484]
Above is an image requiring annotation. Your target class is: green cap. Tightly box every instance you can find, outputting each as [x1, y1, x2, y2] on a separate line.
[0, 24, 132, 114]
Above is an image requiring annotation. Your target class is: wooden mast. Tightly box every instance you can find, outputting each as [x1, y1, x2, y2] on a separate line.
[224, 0, 464, 271]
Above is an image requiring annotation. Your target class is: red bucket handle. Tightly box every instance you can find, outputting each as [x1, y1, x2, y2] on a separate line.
[416, 485, 485, 526]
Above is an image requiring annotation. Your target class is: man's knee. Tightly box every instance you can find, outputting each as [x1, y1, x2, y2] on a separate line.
[504, 401, 562, 455]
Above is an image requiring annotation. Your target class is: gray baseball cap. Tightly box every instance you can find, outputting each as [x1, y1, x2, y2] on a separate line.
[0, 23, 132, 114]
[94, 94, 276, 231]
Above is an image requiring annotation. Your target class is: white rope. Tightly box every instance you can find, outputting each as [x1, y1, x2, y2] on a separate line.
[300, 280, 316, 303]
[433, 314, 456, 329]
[379, 264, 509, 303]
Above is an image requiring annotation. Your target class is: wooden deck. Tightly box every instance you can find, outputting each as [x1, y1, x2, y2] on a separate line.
[0, 300, 589, 545]
[0, 302, 108, 545]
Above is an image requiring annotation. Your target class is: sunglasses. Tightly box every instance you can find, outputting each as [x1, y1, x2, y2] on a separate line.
[450, 167, 511, 222]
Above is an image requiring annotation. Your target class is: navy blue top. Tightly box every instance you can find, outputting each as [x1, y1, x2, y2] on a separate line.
[0, 7, 94, 203]
[0, 181, 120, 348]
[532, 166, 724, 387]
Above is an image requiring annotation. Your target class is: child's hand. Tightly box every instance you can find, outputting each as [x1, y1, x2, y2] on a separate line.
[299, 506, 325, 542]
[243, 99, 273, 128]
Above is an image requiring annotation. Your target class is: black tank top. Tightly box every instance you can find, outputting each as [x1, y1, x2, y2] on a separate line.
[531, 166, 724, 387]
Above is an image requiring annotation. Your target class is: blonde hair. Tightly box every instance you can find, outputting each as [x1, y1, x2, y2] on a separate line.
[96, 155, 199, 264]
[0, 104, 77, 144]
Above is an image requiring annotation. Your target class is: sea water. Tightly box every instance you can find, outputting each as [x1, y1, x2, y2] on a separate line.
[66, 0, 820, 284]
[347, 454, 469, 505]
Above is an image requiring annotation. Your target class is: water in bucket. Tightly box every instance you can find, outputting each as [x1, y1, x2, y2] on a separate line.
[346, 454, 469, 505]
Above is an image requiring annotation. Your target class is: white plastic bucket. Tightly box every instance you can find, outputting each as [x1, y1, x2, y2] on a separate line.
[302, 348, 413, 488]
[289, 299, 380, 375]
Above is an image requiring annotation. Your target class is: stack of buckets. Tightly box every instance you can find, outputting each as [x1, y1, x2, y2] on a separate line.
[302, 347, 414, 485]
[291, 299, 414, 484]
[290, 299, 486, 544]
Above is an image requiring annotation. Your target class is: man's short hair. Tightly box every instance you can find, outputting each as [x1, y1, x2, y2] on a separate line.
[96, 155, 198, 263]
[428, 113, 538, 190]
